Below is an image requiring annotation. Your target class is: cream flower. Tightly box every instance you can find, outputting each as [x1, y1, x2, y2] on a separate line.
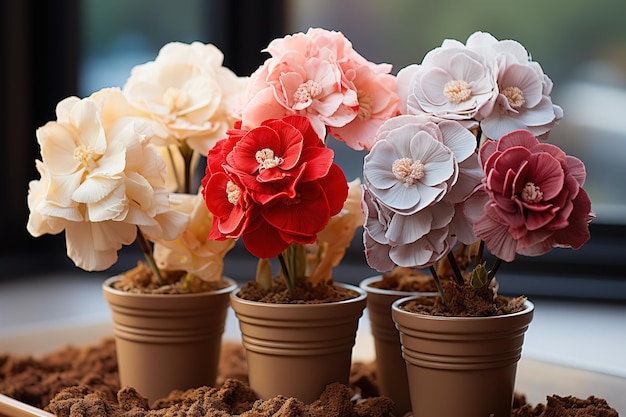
[309, 178, 364, 283]
[26, 88, 187, 271]
[123, 41, 246, 155]
[153, 192, 235, 281]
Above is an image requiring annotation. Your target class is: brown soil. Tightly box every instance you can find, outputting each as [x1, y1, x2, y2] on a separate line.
[368, 267, 438, 292]
[236, 277, 360, 304]
[377, 267, 527, 317]
[0, 338, 618, 417]
[111, 262, 231, 294]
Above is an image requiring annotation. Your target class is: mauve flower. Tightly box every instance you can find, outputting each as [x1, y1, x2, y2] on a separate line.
[123, 41, 246, 155]
[153, 192, 235, 281]
[361, 115, 483, 271]
[474, 129, 593, 262]
[362, 187, 456, 271]
[26, 88, 187, 271]
[363, 115, 479, 215]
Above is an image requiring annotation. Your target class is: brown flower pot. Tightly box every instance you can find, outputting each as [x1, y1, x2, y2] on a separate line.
[392, 295, 534, 417]
[229, 282, 367, 404]
[102, 276, 237, 404]
[359, 275, 435, 416]
[359, 276, 437, 416]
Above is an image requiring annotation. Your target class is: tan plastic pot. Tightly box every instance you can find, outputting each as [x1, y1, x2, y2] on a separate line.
[392, 295, 534, 417]
[102, 276, 237, 404]
[230, 282, 367, 404]
[359, 276, 437, 416]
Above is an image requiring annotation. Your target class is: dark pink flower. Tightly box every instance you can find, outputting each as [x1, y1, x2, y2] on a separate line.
[474, 129, 593, 262]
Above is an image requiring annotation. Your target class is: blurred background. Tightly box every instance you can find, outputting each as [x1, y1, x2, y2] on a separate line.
[2, 0, 625, 301]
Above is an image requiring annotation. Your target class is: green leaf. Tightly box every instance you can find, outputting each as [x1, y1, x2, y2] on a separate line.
[470, 262, 489, 289]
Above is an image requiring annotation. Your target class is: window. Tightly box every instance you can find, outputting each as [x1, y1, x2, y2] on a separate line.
[286, 0, 626, 300]
[5, 0, 625, 301]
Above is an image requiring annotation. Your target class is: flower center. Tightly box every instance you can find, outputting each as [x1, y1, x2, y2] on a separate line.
[392, 157, 425, 185]
[255, 148, 283, 169]
[443, 80, 472, 104]
[73, 145, 97, 170]
[357, 90, 373, 121]
[293, 80, 322, 104]
[502, 86, 525, 108]
[521, 182, 543, 203]
[226, 180, 241, 205]
[163, 87, 190, 112]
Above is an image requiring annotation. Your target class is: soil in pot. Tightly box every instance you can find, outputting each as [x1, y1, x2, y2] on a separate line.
[0, 338, 619, 417]
[235, 276, 360, 304]
[111, 261, 232, 294]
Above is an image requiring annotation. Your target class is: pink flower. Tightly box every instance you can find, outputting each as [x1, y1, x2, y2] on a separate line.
[238, 28, 398, 151]
[474, 129, 593, 262]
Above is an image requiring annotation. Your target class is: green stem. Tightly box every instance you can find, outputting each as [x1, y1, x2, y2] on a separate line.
[429, 265, 448, 306]
[136, 227, 164, 285]
[447, 251, 465, 286]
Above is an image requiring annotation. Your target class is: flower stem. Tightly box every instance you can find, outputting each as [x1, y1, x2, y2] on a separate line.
[136, 227, 164, 285]
[487, 257, 503, 284]
[277, 252, 295, 298]
[429, 265, 448, 306]
[447, 251, 465, 286]
[179, 141, 195, 194]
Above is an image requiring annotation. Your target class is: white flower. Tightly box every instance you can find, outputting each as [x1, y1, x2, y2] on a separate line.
[153, 192, 235, 281]
[361, 115, 483, 271]
[123, 41, 246, 155]
[401, 40, 497, 120]
[26, 88, 187, 271]
[465, 32, 563, 139]
[363, 115, 478, 214]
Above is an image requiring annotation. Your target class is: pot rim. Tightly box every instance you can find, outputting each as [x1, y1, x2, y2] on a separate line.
[102, 275, 238, 299]
[230, 281, 367, 308]
[391, 294, 534, 321]
[359, 275, 439, 297]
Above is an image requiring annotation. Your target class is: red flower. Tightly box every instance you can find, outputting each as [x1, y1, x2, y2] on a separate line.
[202, 115, 348, 259]
[473, 129, 593, 262]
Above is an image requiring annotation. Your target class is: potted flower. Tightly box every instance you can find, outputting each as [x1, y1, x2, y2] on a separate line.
[25, 41, 246, 404]
[361, 31, 594, 417]
[200, 27, 399, 403]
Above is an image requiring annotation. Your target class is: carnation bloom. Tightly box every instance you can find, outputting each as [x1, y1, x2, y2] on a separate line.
[152, 192, 235, 281]
[401, 40, 497, 120]
[238, 28, 398, 151]
[123, 41, 246, 155]
[464, 32, 563, 140]
[203, 115, 348, 259]
[397, 31, 562, 141]
[26, 88, 187, 271]
[474, 129, 593, 262]
[361, 115, 483, 270]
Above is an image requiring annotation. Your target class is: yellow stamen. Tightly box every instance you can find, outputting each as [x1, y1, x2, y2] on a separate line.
[443, 80, 472, 104]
